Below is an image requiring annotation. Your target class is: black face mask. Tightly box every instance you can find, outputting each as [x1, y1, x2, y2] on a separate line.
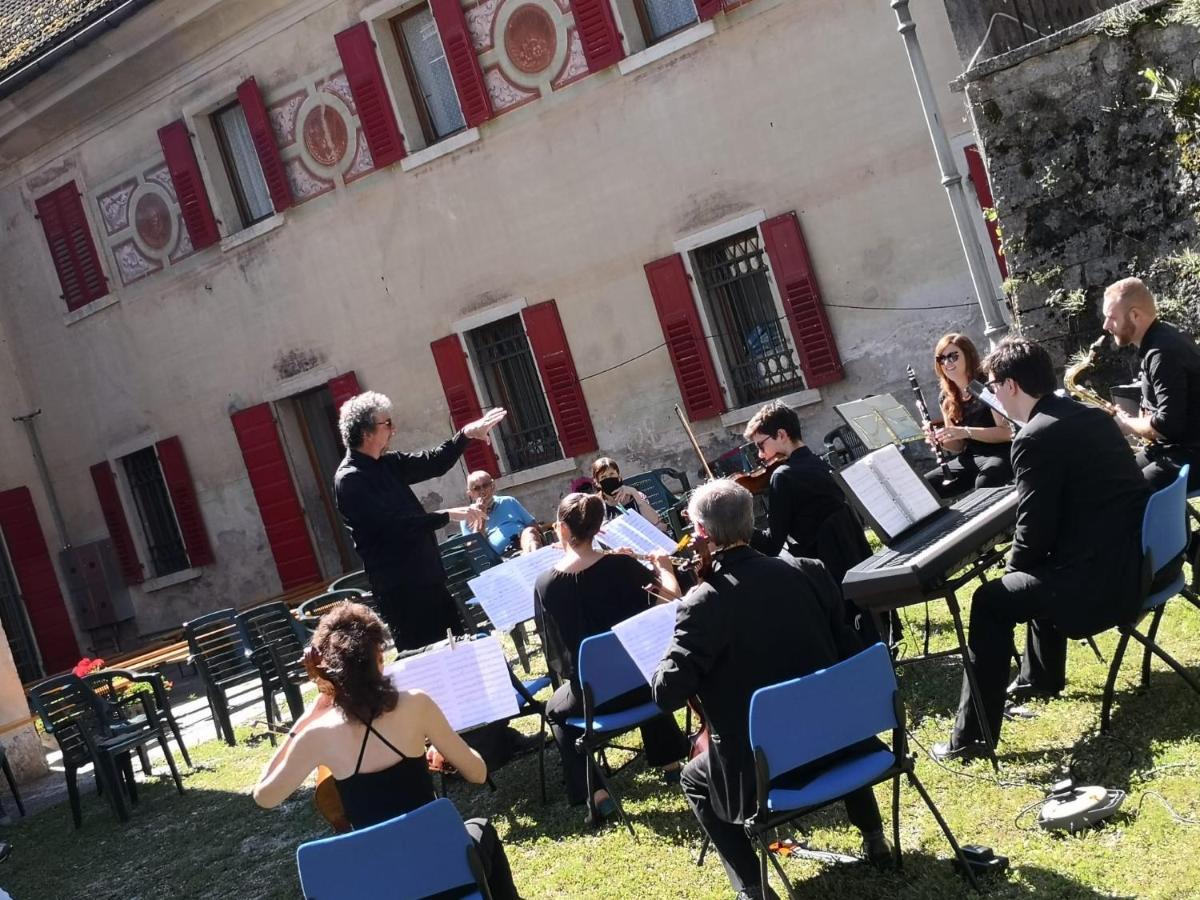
[598, 477, 622, 495]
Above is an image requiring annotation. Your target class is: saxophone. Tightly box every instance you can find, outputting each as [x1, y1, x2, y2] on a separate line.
[1063, 335, 1117, 415]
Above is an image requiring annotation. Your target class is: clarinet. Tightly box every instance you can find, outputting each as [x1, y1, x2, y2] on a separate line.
[906, 365, 953, 485]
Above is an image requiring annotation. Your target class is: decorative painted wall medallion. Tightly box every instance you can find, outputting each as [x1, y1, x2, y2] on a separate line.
[505, 4, 557, 74]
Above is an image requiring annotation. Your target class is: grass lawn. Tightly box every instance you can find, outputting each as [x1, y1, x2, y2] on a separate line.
[4, 563, 1200, 900]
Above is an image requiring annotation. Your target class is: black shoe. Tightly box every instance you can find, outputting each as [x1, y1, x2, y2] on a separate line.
[862, 830, 893, 869]
[1006, 678, 1060, 703]
[583, 795, 617, 829]
[734, 887, 780, 900]
[1004, 699, 1040, 721]
[930, 740, 991, 763]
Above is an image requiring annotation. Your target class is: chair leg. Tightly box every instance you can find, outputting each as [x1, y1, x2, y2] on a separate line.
[262, 678, 279, 747]
[163, 708, 193, 769]
[1141, 606, 1167, 688]
[512, 625, 531, 674]
[120, 753, 140, 806]
[283, 681, 305, 722]
[66, 766, 82, 829]
[97, 754, 129, 823]
[586, 747, 636, 839]
[537, 713, 547, 805]
[696, 835, 709, 867]
[1126, 629, 1200, 699]
[2, 753, 25, 817]
[136, 745, 152, 776]
[1100, 629, 1133, 734]
[155, 729, 186, 796]
[212, 691, 236, 747]
[906, 770, 980, 892]
[760, 832, 799, 900]
[891, 774, 902, 870]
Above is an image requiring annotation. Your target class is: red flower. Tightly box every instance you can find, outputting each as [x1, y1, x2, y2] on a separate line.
[72, 657, 106, 678]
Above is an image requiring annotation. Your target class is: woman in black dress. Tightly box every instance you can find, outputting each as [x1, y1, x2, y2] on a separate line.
[926, 332, 1014, 497]
[534, 493, 689, 824]
[253, 602, 521, 900]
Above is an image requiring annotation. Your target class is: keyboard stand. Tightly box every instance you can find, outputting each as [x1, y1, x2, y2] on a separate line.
[874, 542, 1008, 772]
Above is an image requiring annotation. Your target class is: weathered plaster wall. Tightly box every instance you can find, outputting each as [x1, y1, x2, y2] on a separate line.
[962, 5, 1200, 362]
[0, 0, 987, 638]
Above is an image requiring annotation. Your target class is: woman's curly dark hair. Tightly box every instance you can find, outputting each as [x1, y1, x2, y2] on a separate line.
[309, 602, 398, 723]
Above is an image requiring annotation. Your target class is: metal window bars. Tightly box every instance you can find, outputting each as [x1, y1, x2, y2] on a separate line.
[121, 447, 188, 578]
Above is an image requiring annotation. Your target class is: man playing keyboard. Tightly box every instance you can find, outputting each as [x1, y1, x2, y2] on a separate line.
[933, 338, 1149, 762]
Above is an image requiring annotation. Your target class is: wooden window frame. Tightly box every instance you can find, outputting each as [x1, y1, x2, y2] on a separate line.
[211, 100, 274, 231]
[631, 0, 699, 46]
[389, 4, 465, 148]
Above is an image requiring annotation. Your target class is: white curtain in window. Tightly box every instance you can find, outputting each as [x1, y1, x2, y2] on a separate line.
[217, 104, 274, 223]
[645, 0, 699, 41]
[402, 8, 467, 140]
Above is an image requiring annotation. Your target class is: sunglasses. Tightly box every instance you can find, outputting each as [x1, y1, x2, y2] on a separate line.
[935, 351, 961, 365]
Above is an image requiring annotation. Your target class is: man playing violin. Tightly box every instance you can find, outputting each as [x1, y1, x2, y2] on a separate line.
[652, 480, 890, 900]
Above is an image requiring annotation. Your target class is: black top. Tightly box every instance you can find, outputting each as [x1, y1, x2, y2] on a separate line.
[750, 446, 851, 559]
[1008, 393, 1150, 636]
[534, 554, 653, 689]
[1139, 319, 1200, 451]
[944, 392, 1011, 460]
[333, 434, 468, 594]
[333, 719, 435, 830]
[652, 547, 859, 823]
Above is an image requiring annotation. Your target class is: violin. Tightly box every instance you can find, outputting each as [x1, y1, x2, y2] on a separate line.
[731, 453, 785, 496]
[303, 647, 354, 834]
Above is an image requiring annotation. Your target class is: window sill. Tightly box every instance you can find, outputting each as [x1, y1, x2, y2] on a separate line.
[63, 294, 119, 326]
[400, 129, 481, 173]
[496, 457, 578, 491]
[140, 567, 203, 594]
[617, 21, 715, 76]
[719, 388, 822, 430]
[220, 214, 285, 252]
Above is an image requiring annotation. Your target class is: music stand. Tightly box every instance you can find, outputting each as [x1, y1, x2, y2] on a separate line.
[835, 394, 924, 449]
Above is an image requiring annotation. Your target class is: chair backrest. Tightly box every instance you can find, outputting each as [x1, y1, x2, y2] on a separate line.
[749, 643, 897, 779]
[327, 569, 370, 593]
[442, 532, 503, 569]
[577, 631, 648, 708]
[1142, 465, 1190, 579]
[623, 469, 689, 519]
[182, 608, 256, 682]
[822, 424, 868, 468]
[296, 798, 485, 900]
[237, 601, 308, 678]
[296, 590, 368, 629]
[439, 535, 500, 632]
[28, 674, 104, 767]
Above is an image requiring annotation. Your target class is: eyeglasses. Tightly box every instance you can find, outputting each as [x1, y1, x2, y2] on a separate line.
[374, 418, 393, 429]
[752, 436, 771, 452]
[935, 351, 961, 365]
[985, 379, 1006, 391]
[471, 481, 494, 490]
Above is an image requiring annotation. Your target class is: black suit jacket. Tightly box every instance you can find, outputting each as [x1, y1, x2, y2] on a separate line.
[651, 547, 860, 823]
[1009, 394, 1149, 635]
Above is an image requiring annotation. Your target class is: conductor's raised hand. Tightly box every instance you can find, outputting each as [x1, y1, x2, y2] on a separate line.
[463, 408, 507, 442]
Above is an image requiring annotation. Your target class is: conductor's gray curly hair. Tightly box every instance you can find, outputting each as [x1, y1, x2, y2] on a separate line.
[338, 391, 392, 450]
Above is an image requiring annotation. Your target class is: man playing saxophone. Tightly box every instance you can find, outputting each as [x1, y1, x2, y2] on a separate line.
[1102, 277, 1200, 491]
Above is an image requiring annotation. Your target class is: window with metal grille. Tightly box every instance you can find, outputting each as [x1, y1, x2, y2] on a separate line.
[390, 5, 466, 145]
[121, 448, 189, 578]
[694, 229, 805, 407]
[466, 315, 562, 472]
[634, 0, 699, 44]
[212, 101, 275, 229]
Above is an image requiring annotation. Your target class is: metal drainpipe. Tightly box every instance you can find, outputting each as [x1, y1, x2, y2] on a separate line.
[11, 411, 71, 551]
[890, 0, 1010, 347]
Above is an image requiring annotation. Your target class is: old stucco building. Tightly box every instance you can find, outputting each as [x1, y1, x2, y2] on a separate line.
[0, 0, 1003, 694]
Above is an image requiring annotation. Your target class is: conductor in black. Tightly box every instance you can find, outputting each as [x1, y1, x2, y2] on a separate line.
[933, 339, 1149, 762]
[334, 391, 506, 651]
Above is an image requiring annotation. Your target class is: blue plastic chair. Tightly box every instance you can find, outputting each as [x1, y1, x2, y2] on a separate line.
[746, 644, 978, 898]
[566, 630, 674, 838]
[296, 798, 491, 899]
[1100, 466, 1200, 732]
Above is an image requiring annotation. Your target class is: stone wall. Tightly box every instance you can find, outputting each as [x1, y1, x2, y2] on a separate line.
[962, 1, 1200, 375]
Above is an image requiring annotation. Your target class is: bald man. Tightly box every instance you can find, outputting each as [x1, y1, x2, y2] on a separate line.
[1102, 278, 1200, 491]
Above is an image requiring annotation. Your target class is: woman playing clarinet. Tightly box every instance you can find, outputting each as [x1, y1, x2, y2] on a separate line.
[926, 333, 1013, 497]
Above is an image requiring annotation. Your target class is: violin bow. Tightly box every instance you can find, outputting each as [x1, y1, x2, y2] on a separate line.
[674, 405, 715, 480]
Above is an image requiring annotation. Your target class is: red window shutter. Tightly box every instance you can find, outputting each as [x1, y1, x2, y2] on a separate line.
[696, 0, 724, 21]
[567, 0, 625, 71]
[430, 334, 500, 476]
[964, 143, 1009, 279]
[645, 254, 725, 420]
[521, 300, 598, 458]
[760, 212, 844, 388]
[157, 119, 220, 250]
[89, 462, 144, 585]
[231, 403, 323, 590]
[155, 437, 214, 567]
[429, 0, 493, 128]
[34, 183, 108, 312]
[0, 487, 80, 674]
[327, 371, 362, 416]
[236, 77, 293, 214]
[335, 23, 407, 168]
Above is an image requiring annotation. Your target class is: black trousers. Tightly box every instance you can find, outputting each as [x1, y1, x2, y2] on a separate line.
[428, 818, 519, 900]
[375, 583, 464, 652]
[545, 682, 689, 806]
[1136, 445, 1200, 491]
[925, 451, 1013, 499]
[681, 748, 883, 894]
[951, 571, 1068, 748]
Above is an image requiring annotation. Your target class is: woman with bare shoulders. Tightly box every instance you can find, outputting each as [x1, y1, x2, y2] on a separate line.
[253, 602, 521, 899]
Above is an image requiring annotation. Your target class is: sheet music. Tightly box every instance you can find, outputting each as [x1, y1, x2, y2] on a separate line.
[867, 445, 941, 525]
[385, 636, 518, 732]
[468, 545, 565, 632]
[840, 460, 911, 539]
[611, 600, 681, 684]
[835, 394, 924, 450]
[597, 510, 678, 555]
